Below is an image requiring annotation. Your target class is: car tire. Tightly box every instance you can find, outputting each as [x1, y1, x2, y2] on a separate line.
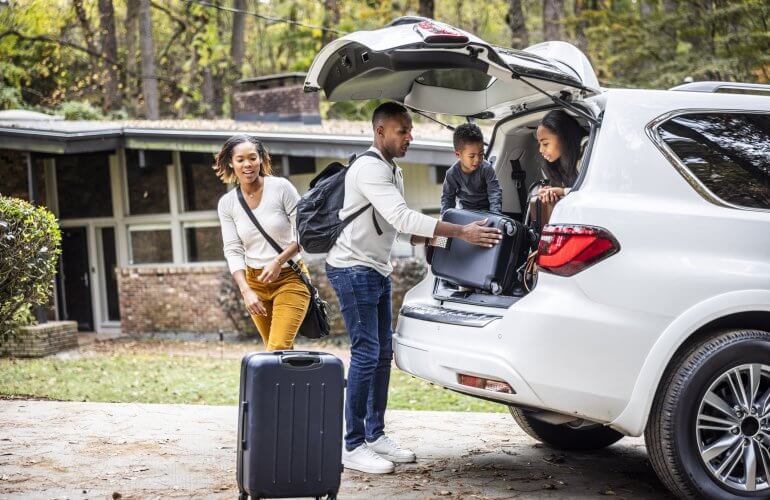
[509, 407, 624, 451]
[645, 329, 770, 499]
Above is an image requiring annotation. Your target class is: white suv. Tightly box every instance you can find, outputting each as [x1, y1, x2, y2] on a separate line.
[305, 18, 770, 499]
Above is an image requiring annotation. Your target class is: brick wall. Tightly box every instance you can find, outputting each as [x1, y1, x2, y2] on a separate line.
[117, 259, 428, 339]
[117, 265, 231, 337]
[232, 84, 321, 124]
[2, 321, 78, 357]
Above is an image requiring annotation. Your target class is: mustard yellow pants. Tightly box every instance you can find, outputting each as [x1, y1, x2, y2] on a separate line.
[245, 262, 311, 351]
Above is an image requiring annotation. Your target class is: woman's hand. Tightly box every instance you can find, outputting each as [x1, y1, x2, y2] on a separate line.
[538, 186, 565, 204]
[242, 288, 267, 316]
[258, 259, 282, 283]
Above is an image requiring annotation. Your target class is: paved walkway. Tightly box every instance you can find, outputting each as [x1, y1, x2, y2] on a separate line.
[0, 401, 671, 499]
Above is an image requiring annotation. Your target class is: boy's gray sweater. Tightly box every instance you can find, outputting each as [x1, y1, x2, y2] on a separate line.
[440, 160, 502, 215]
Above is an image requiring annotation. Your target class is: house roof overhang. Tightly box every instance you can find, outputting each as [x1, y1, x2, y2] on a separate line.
[0, 121, 455, 165]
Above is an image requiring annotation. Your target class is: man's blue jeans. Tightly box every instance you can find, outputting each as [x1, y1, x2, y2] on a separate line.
[325, 264, 392, 451]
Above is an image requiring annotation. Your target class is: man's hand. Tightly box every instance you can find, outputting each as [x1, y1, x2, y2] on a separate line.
[459, 218, 502, 247]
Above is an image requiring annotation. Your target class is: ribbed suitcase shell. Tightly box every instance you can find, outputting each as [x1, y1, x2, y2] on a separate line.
[236, 351, 344, 499]
[431, 209, 526, 294]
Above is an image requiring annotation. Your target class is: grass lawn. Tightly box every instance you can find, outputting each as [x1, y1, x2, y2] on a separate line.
[0, 341, 507, 413]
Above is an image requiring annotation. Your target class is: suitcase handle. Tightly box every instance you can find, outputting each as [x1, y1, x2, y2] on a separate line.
[280, 354, 322, 368]
[240, 401, 248, 450]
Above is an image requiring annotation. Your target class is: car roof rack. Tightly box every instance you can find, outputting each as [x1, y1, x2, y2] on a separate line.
[670, 81, 770, 97]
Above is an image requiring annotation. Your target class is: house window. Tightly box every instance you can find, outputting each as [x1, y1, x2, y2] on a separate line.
[180, 152, 227, 212]
[100, 227, 120, 321]
[56, 152, 113, 218]
[0, 149, 30, 200]
[433, 165, 450, 184]
[658, 112, 770, 210]
[125, 149, 171, 215]
[184, 224, 223, 262]
[288, 156, 316, 175]
[128, 226, 173, 264]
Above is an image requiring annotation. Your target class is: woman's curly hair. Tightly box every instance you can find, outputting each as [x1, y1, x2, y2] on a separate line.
[213, 134, 273, 184]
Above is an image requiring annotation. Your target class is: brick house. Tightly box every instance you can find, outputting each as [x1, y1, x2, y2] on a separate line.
[0, 98, 456, 337]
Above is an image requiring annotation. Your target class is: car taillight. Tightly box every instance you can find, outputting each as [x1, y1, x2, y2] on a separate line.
[537, 224, 619, 277]
[415, 21, 469, 44]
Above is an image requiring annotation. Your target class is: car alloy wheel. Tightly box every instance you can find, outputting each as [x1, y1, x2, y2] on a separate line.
[696, 363, 770, 492]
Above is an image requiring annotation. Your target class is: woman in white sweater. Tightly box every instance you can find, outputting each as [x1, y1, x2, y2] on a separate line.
[215, 135, 309, 350]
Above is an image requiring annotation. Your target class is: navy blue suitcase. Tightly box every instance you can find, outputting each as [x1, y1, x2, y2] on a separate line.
[236, 351, 344, 500]
[430, 209, 527, 295]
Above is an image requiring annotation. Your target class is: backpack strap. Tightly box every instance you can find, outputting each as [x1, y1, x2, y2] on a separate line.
[340, 150, 385, 235]
[235, 186, 313, 289]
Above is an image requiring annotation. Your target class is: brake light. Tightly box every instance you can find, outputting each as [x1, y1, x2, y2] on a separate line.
[415, 21, 469, 44]
[537, 224, 619, 277]
[458, 374, 513, 394]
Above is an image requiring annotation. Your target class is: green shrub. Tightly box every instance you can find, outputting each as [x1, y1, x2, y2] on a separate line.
[56, 100, 104, 120]
[0, 196, 61, 351]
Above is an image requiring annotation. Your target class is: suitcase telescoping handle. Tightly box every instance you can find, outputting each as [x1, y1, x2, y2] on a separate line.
[280, 353, 322, 369]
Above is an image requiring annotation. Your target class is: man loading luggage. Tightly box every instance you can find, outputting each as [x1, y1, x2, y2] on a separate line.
[325, 101, 502, 474]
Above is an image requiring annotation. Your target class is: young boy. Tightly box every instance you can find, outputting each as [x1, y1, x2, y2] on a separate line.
[440, 123, 502, 216]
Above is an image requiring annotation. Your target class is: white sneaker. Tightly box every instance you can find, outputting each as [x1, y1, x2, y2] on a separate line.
[342, 444, 395, 474]
[366, 435, 417, 463]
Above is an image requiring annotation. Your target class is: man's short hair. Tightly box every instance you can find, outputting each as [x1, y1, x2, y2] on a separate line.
[372, 101, 409, 128]
[453, 123, 484, 151]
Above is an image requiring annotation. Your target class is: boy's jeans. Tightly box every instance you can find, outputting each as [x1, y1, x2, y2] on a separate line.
[325, 264, 392, 451]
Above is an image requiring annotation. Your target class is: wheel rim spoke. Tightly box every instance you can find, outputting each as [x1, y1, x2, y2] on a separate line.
[729, 369, 749, 409]
[702, 434, 741, 463]
[749, 364, 762, 409]
[704, 391, 738, 418]
[744, 441, 758, 491]
[758, 442, 770, 488]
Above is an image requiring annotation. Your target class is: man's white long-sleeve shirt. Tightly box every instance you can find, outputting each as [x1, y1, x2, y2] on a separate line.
[326, 146, 438, 276]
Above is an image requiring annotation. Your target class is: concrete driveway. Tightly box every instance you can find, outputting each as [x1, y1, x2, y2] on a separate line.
[0, 401, 672, 499]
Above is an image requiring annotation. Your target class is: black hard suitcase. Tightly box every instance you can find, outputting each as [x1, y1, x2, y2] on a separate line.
[430, 209, 526, 295]
[236, 351, 344, 500]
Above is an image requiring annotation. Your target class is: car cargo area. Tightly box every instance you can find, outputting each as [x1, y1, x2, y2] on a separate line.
[429, 107, 597, 308]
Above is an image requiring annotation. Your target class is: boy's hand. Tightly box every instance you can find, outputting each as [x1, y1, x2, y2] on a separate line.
[459, 219, 502, 247]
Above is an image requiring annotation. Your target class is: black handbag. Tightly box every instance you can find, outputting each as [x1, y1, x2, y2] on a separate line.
[236, 187, 330, 339]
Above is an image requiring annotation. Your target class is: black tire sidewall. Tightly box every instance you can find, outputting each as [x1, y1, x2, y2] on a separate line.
[672, 337, 770, 499]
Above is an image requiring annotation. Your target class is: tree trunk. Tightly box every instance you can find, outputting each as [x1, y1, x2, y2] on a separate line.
[125, 0, 139, 91]
[202, 67, 215, 119]
[230, 0, 245, 77]
[543, 0, 564, 41]
[138, 0, 159, 119]
[573, 0, 587, 51]
[321, 0, 340, 46]
[419, 0, 435, 19]
[73, 0, 98, 59]
[507, 0, 529, 48]
[98, 0, 121, 112]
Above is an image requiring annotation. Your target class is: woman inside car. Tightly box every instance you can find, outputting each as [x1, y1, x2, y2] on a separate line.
[535, 109, 589, 204]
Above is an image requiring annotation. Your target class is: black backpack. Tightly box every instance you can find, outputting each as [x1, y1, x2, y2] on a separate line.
[296, 151, 382, 254]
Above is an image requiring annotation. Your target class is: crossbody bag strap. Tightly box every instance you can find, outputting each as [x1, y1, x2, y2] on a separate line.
[235, 186, 313, 290]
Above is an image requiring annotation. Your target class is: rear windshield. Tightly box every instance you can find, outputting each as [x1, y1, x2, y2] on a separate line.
[415, 68, 493, 91]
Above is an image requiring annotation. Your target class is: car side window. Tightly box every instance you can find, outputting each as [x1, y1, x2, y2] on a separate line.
[658, 112, 770, 210]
